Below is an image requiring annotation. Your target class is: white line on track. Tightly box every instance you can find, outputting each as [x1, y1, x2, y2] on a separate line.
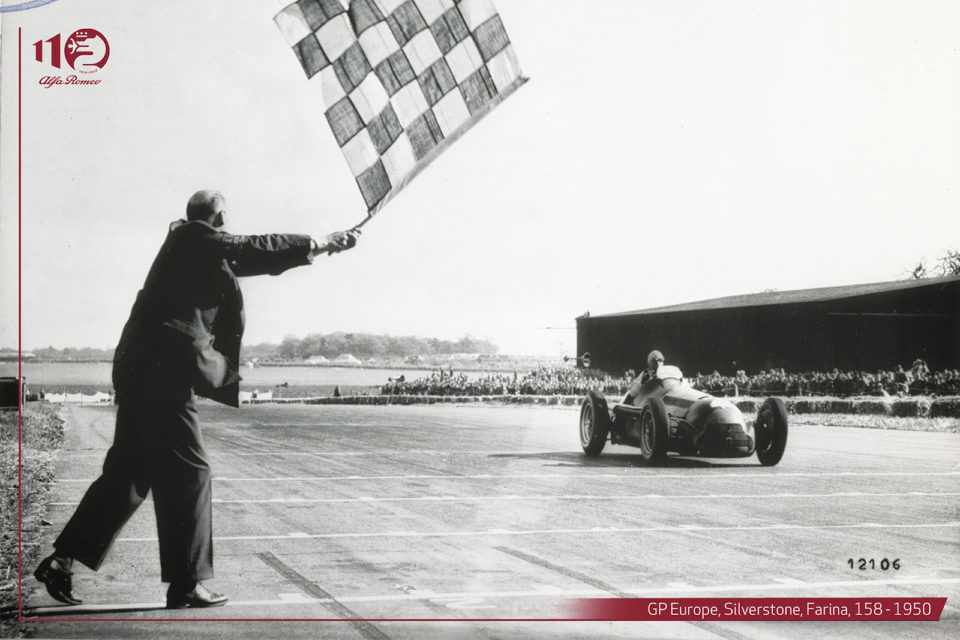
[48, 491, 960, 507]
[116, 521, 960, 542]
[58, 450, 574, 458]
[58, 445, 960, 459]
[57, 470, 960, 483]
[23, 576, 960, 617]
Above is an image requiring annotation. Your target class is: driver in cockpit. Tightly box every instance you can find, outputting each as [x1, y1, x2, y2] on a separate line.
[624, 350, 665, 404]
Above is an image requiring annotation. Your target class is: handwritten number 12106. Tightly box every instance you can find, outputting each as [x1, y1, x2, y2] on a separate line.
[848, 558, 900, 570]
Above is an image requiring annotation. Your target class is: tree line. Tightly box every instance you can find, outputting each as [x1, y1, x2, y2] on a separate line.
[20, 333, 498, 363]
[27, 346, 115, 361]
[245, 332, 499, 361]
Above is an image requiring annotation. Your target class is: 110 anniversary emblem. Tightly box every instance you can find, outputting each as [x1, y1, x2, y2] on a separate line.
[33, 28, 109, 88]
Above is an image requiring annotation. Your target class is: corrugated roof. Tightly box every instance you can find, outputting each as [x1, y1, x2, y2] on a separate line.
[590, 275, 960, 318]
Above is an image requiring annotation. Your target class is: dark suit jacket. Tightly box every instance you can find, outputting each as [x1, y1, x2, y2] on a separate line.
[113, 219, 312, 407]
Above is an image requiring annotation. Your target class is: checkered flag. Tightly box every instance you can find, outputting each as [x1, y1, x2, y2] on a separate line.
[275, 0, 527, 215]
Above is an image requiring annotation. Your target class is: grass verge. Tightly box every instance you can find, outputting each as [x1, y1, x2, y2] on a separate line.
[789, 413, 960, 433]
[0, 405, 64, 636]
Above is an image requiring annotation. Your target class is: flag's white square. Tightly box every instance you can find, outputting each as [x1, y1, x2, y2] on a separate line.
[432, 89, 470, 137]
[342, 129, 380, 177]
[445, 38, 483, 83]
[351, 75, 391, 123]
[318, 65, 346, 107]
[486, 45, 521, 92]
[274, 3, 311, 46]
[316, 13, 356, 61]
[381, 134, 417, 185]
[358, 22, 400, 68]
[373, 0, 406, 16]
[412, 0, 453, 25]
[403, 30, 443, 76]
[458, 0, 497, 31]
[390, 82, 429, 127]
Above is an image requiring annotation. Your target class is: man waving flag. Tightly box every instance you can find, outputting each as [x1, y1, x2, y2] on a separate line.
[275, 0, 527, 216]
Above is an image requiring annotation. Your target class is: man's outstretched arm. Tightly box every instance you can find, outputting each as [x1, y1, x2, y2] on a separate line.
[201, 228, 360, 277]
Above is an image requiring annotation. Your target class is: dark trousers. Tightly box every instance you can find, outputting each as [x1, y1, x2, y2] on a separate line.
[54, 383, 214, 584]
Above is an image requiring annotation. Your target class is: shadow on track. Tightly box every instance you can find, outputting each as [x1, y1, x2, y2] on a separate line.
[488, 451, 759, 469]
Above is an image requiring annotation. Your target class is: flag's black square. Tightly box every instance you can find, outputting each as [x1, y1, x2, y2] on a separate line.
[460, 66, 497, 115]
[475, 15, 509, 62]
[333, 42, 372, 93]
[357, 160, 391, 208]
[407, 110, 443, 160]
[367, 105, 403, 154]
[387, 0, 428, 46]
[375, 50, 416, 96]
[430, 7, 469, 54]
[294, 34, 329, 78]
[417, 58, 457, 106]
[326, 97, 364, 147]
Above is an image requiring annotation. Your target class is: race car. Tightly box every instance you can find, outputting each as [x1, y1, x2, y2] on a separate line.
[578, 364, 788, 465]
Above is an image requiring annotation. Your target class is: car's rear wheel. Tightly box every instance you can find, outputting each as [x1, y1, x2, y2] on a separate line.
[638, 397, 668, 462]
[579, 391, 610, 456]
[755, 397, 788, 466]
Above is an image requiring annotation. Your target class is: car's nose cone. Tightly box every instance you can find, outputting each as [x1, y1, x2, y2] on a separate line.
[700, 403, 754, 454]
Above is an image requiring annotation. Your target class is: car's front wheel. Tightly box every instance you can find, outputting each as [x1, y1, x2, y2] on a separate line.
[755, 397, 788, 466]
[638, 397, 668, 462]
[579, 391, 610, 456]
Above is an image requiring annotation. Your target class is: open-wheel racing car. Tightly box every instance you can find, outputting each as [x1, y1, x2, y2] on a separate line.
[579, 365, 788, 465]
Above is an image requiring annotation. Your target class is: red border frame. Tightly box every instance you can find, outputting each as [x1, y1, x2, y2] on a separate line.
[18, 26, 25, 623]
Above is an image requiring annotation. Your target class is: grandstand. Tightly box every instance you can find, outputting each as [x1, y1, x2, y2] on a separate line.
[576, 275, 960, 376]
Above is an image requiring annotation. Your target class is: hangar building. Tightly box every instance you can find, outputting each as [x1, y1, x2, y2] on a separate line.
[576, 275, 960, 376]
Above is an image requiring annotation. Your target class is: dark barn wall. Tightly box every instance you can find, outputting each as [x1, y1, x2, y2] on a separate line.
[576, 279, 959, 376]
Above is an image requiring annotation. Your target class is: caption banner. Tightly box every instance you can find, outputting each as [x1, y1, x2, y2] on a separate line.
[569, 597, 947, 621]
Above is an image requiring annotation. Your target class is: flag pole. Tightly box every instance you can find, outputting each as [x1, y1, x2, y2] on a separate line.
[322, 213, 372, 256]
[351, 214, 373, 232]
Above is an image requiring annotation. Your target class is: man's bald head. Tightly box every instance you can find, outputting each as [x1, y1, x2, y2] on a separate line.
[186, 190, 226, 226]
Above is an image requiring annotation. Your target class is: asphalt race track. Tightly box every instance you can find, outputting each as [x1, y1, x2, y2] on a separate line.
[22, 403, 960, 639]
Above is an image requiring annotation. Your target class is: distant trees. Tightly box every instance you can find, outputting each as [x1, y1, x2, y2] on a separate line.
[25, 334, 499, 363]
[908, 249, 960, 279]
[31, 346, 115, 361]
[250, 332, 498, 361]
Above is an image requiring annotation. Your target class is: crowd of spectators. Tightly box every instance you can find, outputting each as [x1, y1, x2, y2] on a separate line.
[382, 359, 960, 398]
[382, 367, 630, 397]
[690, 359, 960, 397]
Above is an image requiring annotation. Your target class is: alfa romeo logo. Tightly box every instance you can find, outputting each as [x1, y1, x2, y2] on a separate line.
[63, 28, 109, 72]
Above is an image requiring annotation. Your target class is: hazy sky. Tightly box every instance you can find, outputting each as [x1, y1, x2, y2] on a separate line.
[1, 0, 958, 355]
